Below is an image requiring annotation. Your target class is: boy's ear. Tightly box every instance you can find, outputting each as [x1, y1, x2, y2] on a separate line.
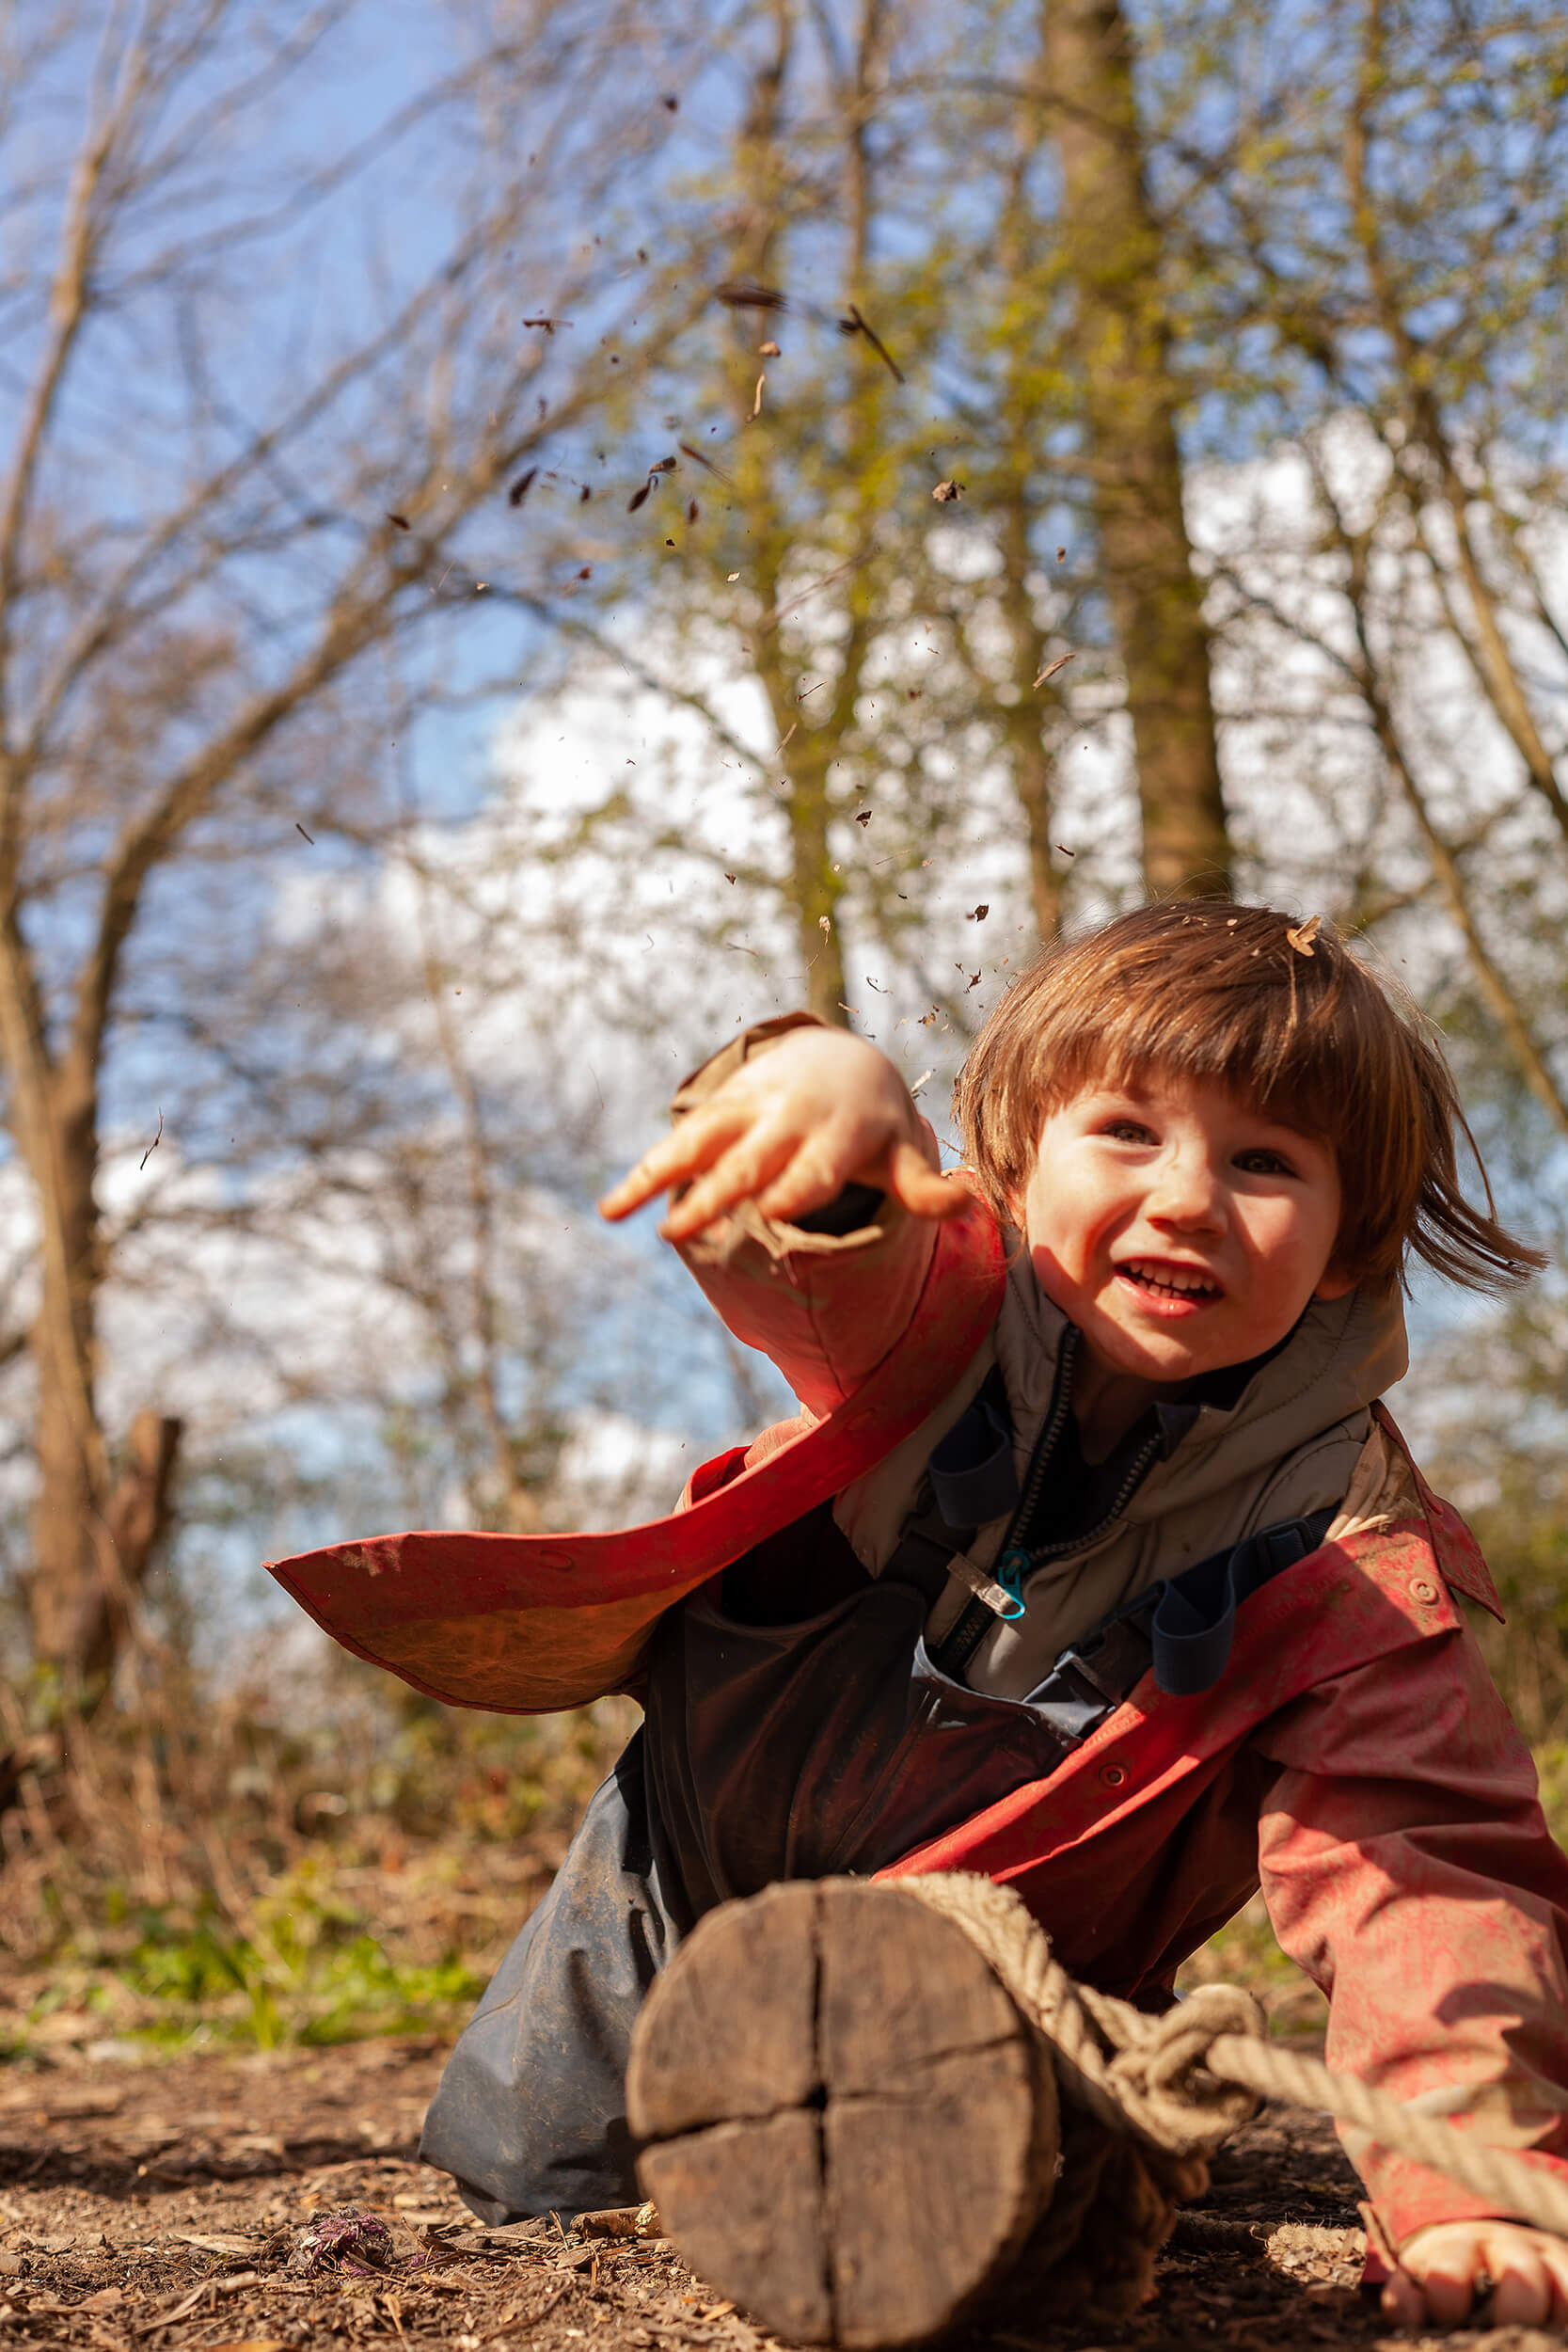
[1313, 1259, 1358, 1302]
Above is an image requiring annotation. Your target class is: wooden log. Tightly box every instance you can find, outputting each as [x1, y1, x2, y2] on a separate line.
[627, 1880, 1057, 2348]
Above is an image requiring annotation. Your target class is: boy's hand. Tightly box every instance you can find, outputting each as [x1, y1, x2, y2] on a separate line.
[598, 1026, 961, 1242]
[1381, 2219, 1568, 2328]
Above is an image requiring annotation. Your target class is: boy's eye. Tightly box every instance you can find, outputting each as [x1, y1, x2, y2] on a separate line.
[1102, 1119, 1156, 1145]
[1234, 1148, 1295, 1177]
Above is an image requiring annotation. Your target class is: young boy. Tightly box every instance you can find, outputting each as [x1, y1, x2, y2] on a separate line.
[411, 903, 1568, 2327]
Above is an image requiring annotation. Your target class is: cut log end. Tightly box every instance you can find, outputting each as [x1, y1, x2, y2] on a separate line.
[627, 1879, 1058, 2348]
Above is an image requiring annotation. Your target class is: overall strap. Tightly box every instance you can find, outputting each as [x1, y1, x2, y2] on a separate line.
[1017, 1506, 1338, 1749]
[879, 1363, 1018, 1621]
[889, 1460, 1338, 1729]
[883, 1352, 1340, 1702]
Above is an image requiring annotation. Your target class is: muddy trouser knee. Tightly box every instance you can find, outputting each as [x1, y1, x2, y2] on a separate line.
[420, 1560, 1082, 2223]
[419, 1732, 682, 2222]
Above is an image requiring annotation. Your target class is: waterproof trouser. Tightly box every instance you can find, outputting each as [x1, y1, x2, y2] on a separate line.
[419, 1550, 1089, 2221]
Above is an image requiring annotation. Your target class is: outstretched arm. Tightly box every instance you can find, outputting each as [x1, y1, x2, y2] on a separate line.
[599, 1022, 960, 1242]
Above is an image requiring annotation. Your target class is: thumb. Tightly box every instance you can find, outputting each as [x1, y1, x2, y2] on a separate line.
[883, 1136, 967, 1220]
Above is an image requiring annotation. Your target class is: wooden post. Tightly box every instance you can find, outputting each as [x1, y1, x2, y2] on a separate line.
[627, 1879, 1059, 2348]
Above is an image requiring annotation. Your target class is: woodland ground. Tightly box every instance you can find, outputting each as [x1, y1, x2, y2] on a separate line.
[0, 2034, 1560, 2352]
[3, 1708, 1566, 2352]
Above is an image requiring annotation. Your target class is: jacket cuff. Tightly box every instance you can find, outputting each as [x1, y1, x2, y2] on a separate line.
[671, 1010, 826, 1114]
[1356, 2147, 1568, 2275]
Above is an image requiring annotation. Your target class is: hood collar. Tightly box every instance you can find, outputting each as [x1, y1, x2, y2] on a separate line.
[1001, 1234, 1409, 1528]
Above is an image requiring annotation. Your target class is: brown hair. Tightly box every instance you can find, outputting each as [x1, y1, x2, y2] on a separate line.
[953, 900, 1544, 1295]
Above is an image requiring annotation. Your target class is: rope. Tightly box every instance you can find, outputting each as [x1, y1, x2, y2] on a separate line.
[1203, 2033, 1568, 2241]
[899, 1872, 1568, 2240]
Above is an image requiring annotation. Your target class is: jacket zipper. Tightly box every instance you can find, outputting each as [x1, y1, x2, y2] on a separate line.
[990, 1323, 1162, 1615]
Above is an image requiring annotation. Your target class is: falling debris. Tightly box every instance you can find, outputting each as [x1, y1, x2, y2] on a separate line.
[1056, 547, 1067, 560]
[910, 1067, 935, 1094]
[139, 1109, 163, 1173]
[628, 481, 653, 512]
[966, 904, 990, 922]
[715, 280, 786, 310]
[818, 914, 832, 934]
[296, 821, 315, 844]
[759, 339, 782, 357]
[838, 302, 906, 383]
[760, 547, 873, 635]
[1032, 652, 1077, 689]
[932, 480, 965, 504]
[522, 316, 570, 332]
[1055, 844, 1077, 857]
[1287, 914, 1323, 957]
[679, 440, 736, 485]
[688, 499, 700, 522]
[386, 512, 410, 530]
[854, 809, 873, 827]
[752, 373, 767, 416]
[507, 468, 539, 507]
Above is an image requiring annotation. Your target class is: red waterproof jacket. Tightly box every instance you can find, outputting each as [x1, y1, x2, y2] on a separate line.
[269, 1193, 1568, 2256]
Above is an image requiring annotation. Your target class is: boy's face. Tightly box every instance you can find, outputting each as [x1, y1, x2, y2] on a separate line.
[1014, 1069, 1354, 1395]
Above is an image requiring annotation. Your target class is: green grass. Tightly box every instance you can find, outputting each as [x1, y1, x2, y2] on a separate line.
[23, 1873, 488, 2055]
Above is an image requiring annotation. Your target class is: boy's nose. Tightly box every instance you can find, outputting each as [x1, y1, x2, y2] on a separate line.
[1146, 1151, 1225, 1230]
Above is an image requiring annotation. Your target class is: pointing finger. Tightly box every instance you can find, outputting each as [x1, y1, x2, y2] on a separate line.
[598, 1105, 747, 1221]
[657, 1131, 798, 1241]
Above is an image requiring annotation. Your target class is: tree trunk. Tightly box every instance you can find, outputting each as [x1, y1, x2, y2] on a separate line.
[1038, 0, 1231, 899]
[788, 734, 848, 1025]
[6, 1043, 182, 1681]
[997, 486, 1066, 946]
[70, 1410, 184, 1684]
[21, 1057, 108, 1669]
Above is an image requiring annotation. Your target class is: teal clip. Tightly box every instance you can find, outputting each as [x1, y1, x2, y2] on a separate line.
[992, 1546, 1029, 1622]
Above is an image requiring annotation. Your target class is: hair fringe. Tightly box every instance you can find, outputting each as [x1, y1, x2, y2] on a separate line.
[954, 900, 1544, 1297]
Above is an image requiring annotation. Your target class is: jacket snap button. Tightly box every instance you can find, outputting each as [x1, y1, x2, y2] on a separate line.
[1409, 1577, 1439, 1605]
[1099, 1761, 1128, 1789]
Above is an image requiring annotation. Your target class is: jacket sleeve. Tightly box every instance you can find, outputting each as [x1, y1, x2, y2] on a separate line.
[1251, 1608, 1568, 2249]
[669, 1014, 940, 1421]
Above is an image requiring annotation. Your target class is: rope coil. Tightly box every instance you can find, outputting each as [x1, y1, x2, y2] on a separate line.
[900, 1871, 1568, 2240]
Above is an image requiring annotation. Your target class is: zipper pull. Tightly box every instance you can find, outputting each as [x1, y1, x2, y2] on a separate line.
[993, 1546, 1029, 1622]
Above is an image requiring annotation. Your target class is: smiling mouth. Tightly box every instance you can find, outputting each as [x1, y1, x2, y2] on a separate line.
[1117, 1259, 1224, 1304]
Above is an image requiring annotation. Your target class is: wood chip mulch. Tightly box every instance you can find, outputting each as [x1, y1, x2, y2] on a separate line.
[0, 2036, 1557, 2352]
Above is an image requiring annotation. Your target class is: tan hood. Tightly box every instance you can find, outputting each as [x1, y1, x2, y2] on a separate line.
[841, 1232, 1410, 1702]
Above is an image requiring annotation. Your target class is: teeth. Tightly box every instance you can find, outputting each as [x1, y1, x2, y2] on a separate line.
[1124, 1260, 1217, 1296]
